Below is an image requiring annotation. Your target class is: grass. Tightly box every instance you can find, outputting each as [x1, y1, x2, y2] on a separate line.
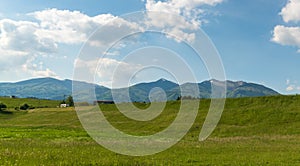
[0, 97, 60, 109]
[0, 95, 300, 165]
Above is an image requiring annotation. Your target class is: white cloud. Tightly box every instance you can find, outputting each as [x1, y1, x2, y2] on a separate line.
[103, 51, 120, 56]
[146, 0, 223, 16]
[286, 85, 294, 91]
[75, 58, 143, 88]
[145, 0, 224, 42]
[272, 0, 300, 52]
[88, 16, 141, 47]
[167, 28, 196, 42]
[271, 25, 300, 48]
[31, 9, 96, 44]
[23, 65, 58, 78]
[31, 9, 141, 46]
[173, 0, 224, 6]
[97, 58, 143, 88]
[74, 58, 98, 76]
[0, 19, 57, 54]
[0, 49, 28, 71]
[0, 9, 141, 79]
[0, 18, 59, 78]
[286, 85, 300, 91]
[97, 58, 142, 83]
[0, 3, 225, 81]
[280, 0, 300, 23]
[285, 79, 300, 92]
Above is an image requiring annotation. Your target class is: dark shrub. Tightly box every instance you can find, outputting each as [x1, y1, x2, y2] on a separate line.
[20, 103, 30, 110]
[0, 102, 7, 111]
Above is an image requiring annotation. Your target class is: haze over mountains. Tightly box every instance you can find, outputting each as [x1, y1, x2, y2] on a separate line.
[0, 77, 279, 102]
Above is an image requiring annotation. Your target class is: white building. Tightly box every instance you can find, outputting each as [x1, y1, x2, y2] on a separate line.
[60, 104, 69, 108]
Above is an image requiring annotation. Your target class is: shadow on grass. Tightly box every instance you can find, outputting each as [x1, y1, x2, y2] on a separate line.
[0, 110, 13, 114]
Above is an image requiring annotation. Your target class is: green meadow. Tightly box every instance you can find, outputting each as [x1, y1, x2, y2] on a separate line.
[0, 97, 60, 109]
[0, 95, 300, 165]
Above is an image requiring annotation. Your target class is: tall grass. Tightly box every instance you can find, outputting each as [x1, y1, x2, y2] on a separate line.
[0, 95, 299, 165]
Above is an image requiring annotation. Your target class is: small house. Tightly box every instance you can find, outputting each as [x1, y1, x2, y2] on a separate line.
[60, 104, 69, 108]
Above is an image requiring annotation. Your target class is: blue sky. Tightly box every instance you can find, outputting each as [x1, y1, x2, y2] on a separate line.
[0, 0, 300, 94]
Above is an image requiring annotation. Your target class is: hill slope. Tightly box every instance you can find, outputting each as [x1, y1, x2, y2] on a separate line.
[0, 95, 299, 165]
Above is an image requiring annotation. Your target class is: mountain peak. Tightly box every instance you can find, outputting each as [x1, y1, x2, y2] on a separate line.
[155, 78, 173, 83]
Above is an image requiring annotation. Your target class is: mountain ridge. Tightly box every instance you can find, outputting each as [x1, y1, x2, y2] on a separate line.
[0, 77, 280, 101]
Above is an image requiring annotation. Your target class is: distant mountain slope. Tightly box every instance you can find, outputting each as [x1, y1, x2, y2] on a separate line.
[0, 78, 109, 100]
[0, 77, 280, 102]
[196, 80, 279, 98]
[104, 79, 179, 102]
[0, 78, 71, 100]
[225, 80, 279, 98]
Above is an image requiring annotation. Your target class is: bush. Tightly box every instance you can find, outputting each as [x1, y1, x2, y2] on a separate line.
[0, 102, 7, 111]
[20, 103, 30, 110]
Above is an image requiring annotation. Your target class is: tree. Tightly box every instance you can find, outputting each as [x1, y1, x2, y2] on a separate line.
[60, 99, 66, 104]
[66, 95, 74, 107]
[20, 103, 30, 110]
[0, 102, 7, 111]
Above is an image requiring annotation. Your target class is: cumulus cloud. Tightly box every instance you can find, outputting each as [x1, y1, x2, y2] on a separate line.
[0, 19, 57, 54]
[31, 9, 141, 46]
[0, 49, 28, 71]
[23, 65, 58, 78]
[0, 3, 225, 81]
[280, 0, 300, 23]
[0, 9, 141, 78]
[87, 16, 141, 47]
[0, 19, 58, 77]
[75, 58, 143, 88]
[146, 0, 223, 16]
[271, 0, 300, 52]
[97, 58, 143, 88]
[272, 25, 300, 48]
[145, 0, 224, 42]
[31, 9, 108, 44]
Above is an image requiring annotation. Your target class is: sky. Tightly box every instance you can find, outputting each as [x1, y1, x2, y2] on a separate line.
[0, 0, 300, 94]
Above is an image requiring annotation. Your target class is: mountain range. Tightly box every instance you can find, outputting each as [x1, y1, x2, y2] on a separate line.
[0, 77, 280, 102]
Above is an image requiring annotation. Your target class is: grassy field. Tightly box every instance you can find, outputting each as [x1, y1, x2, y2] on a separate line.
[0, 97, 60, 109]
[0, 95, 300, 165]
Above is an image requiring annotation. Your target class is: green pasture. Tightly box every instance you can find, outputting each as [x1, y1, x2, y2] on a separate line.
[0, 95, 300, 165]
